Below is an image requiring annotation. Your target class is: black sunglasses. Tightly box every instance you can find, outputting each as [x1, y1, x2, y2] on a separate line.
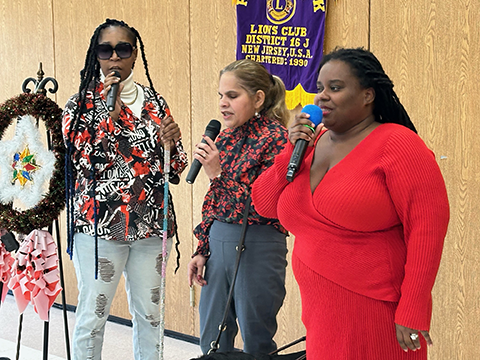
[96, 43, 135, 60]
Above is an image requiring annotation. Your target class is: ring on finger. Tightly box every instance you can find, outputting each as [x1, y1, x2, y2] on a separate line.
[409, 333, 419, 341]
[302, 124, 315, 133]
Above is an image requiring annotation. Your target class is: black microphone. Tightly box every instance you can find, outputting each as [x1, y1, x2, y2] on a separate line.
[286, 104, 323, 182]
[186, 119, 222, 184]
[106, 70, 121, 112]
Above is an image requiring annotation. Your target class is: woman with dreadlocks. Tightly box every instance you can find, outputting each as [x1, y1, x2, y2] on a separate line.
[252, 48, 450, 359]
[62, 19, 187, 359]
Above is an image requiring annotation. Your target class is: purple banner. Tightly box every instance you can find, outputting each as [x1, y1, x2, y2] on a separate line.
[236, 0, 326, 109]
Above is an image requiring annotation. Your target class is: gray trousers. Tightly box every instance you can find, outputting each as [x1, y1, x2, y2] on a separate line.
[199, 220, 287, 355]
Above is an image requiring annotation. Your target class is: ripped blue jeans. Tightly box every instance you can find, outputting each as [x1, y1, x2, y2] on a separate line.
[72, 233, 172, 360]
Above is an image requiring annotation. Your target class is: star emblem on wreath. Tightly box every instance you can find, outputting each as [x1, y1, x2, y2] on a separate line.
[0, 115, 55, 209]
[12, 146, 40, 186]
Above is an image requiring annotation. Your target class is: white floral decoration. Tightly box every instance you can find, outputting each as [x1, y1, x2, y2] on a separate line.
[0, 115, 55, 209]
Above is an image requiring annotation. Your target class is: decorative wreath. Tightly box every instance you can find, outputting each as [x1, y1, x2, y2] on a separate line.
[0, 93, 65, 235]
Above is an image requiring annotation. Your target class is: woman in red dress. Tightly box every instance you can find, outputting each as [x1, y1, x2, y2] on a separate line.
[252, 47, 450, 359]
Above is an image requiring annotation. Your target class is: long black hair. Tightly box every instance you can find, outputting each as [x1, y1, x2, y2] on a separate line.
[318, 47, 417, 133]
[65, 19, 180, 275]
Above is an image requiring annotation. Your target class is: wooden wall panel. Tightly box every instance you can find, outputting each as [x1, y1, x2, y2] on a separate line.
[323, 0, 370, 51]
[1, 0, 479, 358]
[371, 1, 480, 359]
[0, 0, 54, 103]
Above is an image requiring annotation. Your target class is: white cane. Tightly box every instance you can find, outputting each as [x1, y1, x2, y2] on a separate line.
[159, 142, 170, 360]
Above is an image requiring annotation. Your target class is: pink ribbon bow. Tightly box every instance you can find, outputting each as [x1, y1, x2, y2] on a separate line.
[8, 230, 62, 321]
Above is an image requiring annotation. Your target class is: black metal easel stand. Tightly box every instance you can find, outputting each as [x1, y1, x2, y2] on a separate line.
[44, 165, 71, 360]
[9, 63, 71, 360]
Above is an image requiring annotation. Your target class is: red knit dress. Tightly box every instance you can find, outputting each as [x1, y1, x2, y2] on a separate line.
[252, 124, 450, 360]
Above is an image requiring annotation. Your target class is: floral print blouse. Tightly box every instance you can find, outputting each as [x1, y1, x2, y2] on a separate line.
[193, 114, 288, 256]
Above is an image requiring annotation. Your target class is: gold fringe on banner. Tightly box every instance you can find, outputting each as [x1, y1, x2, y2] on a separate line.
[285, 83, 316, 110]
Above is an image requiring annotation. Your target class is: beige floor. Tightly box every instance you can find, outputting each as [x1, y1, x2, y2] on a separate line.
[0, 294, 202, 360]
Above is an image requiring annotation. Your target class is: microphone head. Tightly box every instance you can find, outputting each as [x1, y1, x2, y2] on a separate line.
[302, 104, 323, 127]
[185, 119, 222, 184]
[113, 70, 121, 78]
[205, 119, 222, 139]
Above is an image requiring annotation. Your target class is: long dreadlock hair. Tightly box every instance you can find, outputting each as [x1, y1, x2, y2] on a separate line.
[65, 19, 181, 275]
[318, 47, 417, 133]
